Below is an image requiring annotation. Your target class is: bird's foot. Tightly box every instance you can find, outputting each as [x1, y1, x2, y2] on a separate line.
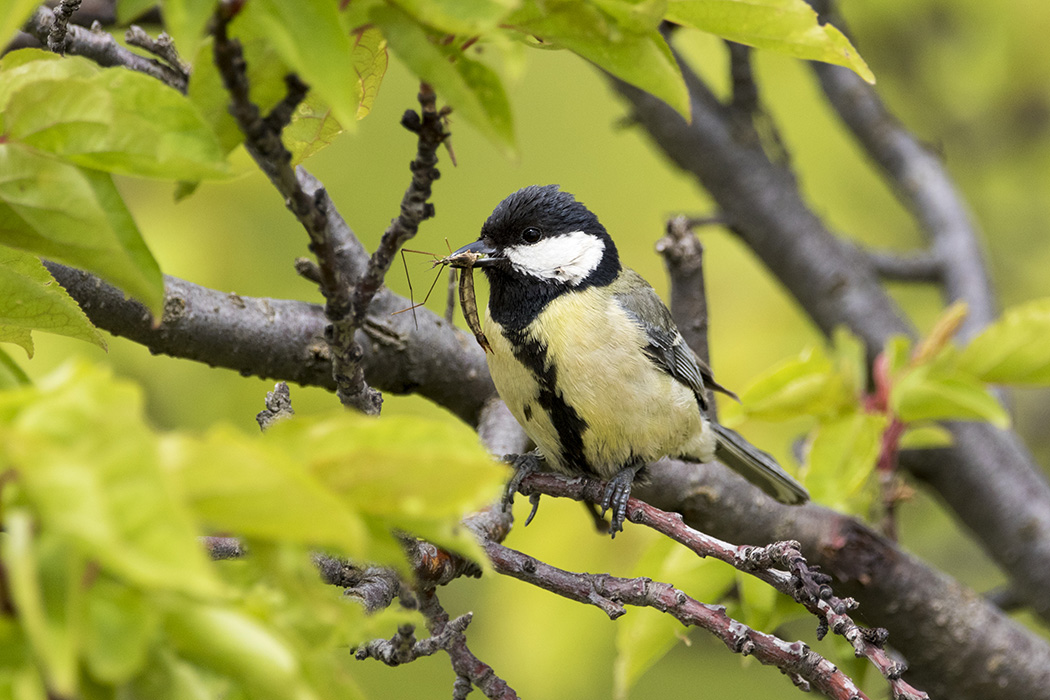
[501, 451, 544, 517]
[600, 464, 644, 538]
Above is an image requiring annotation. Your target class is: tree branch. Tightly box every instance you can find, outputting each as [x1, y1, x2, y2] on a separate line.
[44, 263, 496, 426]
[807, 0, 997, 341]
[610, 42, 1050, 633]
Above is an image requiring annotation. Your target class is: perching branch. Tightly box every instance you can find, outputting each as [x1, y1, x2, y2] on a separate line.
[511, 471, 927, 700]
[483, 538, 867, 700]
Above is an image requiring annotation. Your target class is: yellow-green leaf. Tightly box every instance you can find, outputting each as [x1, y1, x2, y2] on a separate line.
[352, 26, 389, 119]
[509, 1, 690, 119]
[738, 345, 854, 420]
[1, 52, 229, 180]
[665, 0, 874, 83]
[0, 143, 164, 315]
[899, 424, 953, 450]
[0, 245, 106, 357]
[0, 0, 39, 48]
[891, 365, 1009, 429]
[390, 0, 519, 34]
[0, 362, 223, 597]
[957, 298, 1050, 384]
[804, 412, 884, 514]
[283, 96, 345, 166]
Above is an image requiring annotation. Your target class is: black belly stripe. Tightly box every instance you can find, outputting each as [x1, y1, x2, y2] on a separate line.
[504, 328, 591, 473]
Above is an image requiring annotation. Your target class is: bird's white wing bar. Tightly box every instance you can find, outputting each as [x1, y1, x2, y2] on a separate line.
[504, 230, 605, 285]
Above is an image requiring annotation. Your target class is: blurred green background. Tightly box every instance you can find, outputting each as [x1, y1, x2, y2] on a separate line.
[15, 1, 1050, 697]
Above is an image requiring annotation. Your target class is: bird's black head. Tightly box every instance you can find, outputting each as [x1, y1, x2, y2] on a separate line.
[462, 185, 620, 285]
[452, 185, 622, 331]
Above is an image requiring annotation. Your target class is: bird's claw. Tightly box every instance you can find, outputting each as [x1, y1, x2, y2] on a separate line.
[502, 451, 544, 515]
[600, 464, 644, 538]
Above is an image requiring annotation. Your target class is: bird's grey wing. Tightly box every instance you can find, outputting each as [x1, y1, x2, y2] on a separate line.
[614, 271, 710, 409]
[614, 271, 739, 405]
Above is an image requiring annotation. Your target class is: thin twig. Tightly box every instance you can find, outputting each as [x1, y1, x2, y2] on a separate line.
[255, 381, 294, 431]
[331, 84, 449, 411]
[23, 7, 188, 91]
[418, 588, 519, 699]
[47, 0, 82, 54]
[125, 25, 190, 76]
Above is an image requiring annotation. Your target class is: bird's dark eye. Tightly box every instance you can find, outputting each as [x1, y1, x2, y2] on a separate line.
[521, 227, 541, 243]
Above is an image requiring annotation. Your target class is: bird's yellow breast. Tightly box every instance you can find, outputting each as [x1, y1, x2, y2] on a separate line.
[484, 288, 714, 478]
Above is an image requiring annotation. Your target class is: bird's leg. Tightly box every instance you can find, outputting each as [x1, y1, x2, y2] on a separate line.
[600, 462, 645, 537]
[501, 450, 545, 513]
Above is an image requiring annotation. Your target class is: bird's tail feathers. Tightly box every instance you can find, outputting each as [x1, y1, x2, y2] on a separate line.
[711, 423, 809, 505]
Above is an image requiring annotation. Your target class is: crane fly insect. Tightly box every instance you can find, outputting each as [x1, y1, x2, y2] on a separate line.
[392, 248, 448, 328]
[434, 249, 492, 354]
[393, 247, 492, 354]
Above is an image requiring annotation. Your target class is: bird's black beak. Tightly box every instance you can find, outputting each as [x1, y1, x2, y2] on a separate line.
[448, 239, 501, 268]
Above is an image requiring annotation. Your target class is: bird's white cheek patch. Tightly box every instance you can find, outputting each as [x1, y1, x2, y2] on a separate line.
[505, 231, 605, 285]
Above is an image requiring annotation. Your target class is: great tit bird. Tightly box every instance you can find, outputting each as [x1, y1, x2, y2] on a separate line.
[453, 185, 808, 535]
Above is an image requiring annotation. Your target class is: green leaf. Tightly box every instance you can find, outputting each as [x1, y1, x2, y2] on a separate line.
[117, 0, 158, 24]
[0, 0, 39, 49]
[738, 344, 854, 420]
[804, 412, 883, 514]
[174, 411, 503, 569]
[613, 539, 734, 699]
[83, 577, 160, 683]
[0, 245, 106, 357]
[373, 5, 516, 152]
[899, 424, 953, 450]
[665, 0, 874, 83]
[242, 0, 363, 128]
[163, 601, 316, 700]
[0, 347, 31, 388]
[0, 143, 164, 315]
[2, 56, 229, 180]
[0, 361, 223, 598]
[508, 1, 690, 119]
[2, 512, 83, 697]
[956, 298, 1050, 384]
[160, 0, 215, 65]
[891, 365, 1010, 429]
[389, 0, 519, 34]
